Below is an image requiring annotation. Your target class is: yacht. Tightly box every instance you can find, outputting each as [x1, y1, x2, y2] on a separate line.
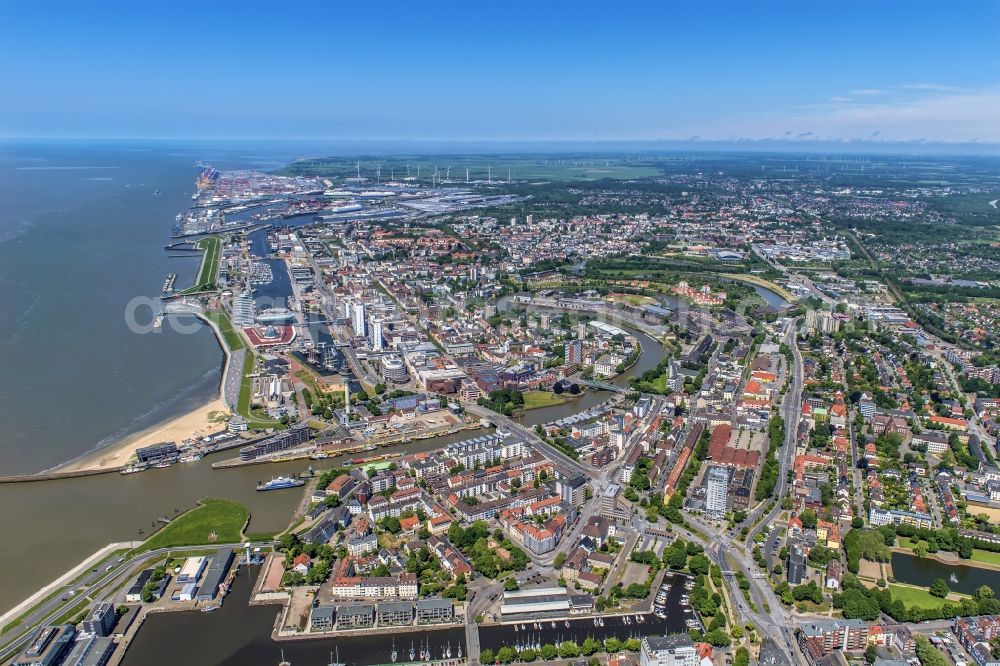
[409, 641, 415, 662]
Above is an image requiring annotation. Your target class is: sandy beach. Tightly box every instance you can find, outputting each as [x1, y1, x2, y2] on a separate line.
[58, 398, 231, 473]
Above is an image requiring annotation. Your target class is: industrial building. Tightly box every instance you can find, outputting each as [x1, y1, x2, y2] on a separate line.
[500, 587, 571, 618]
[63, 635, 115, 666]
[196, 548, 234, 601]
[12, 624, 76, 666]
[177, 556, 207, 583]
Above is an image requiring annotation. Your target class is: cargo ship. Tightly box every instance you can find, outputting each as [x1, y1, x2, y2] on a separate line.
[256, 476, 306, 491]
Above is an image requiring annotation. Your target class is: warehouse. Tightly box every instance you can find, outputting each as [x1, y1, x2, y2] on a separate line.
[174, 582, 197, 602]
[177, 556, 207, 583]
[196, 549, 234, 602]
[500, 587, 571, 618]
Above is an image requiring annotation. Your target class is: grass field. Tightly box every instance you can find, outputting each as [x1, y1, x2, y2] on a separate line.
[607, 293, 656, 306]
[719, 273, 798, 303]
[279, 155, 663, 183]
[139, 499, 249, 552]
[180, 236, 221, 293]
[522, 391, 572, 410]
[889, 584, 963, 610]
[202, 309, 244, 351]
[896, 537, 1000, 567]
[970, 549, 1000, 566]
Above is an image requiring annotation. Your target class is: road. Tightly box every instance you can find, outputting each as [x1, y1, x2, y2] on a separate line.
[750, 244, 835, 306]
[745, 318, 803, 550]
[663, 318, 804, 663]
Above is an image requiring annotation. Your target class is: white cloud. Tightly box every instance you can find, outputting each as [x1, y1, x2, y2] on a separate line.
[710, 84, 1000, 143]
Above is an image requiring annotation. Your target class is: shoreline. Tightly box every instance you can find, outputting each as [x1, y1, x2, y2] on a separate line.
[50, 310, 235, 475]
[56, 398, 231, 473]
[892, 546, 1000, 573]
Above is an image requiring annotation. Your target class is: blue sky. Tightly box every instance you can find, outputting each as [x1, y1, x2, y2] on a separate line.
[1, 1, 998, 145]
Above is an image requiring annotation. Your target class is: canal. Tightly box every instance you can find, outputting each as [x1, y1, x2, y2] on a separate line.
[891, 552, 1000, 596]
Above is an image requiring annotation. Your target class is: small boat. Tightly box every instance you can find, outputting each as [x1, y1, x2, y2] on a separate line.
[950, 573, 959, 584]
[564, 620, 570, 628]
[279, 649, 291, 666]
[155, 461, 171, 468]
[390, 638, 397, 663]
[200, 605, 218, 612]
[409, 641, 415, 662]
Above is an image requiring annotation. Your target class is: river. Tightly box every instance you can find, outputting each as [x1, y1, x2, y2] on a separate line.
[0, 429, 479, 615]
[0, 323, 663, 616]
[891, 551, 1000, 596]
[0, 143, 677, 621]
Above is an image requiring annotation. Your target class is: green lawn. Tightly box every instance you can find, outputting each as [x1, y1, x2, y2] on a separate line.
[889, 584, 961, 610]
[139, 499, 249, 552]
[181, 236, 221, 293]
[970, 549, 1000, 566]
[522, 391, 572, 410]
[895, 537, 1000, 567]
[202, 309, 244, 351]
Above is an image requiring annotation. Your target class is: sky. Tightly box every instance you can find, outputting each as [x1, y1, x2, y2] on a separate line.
[1, 1, 999, 148]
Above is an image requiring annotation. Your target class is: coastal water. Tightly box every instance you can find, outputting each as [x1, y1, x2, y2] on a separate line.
[0, 141, 673, 625]
[0, 143, 224, 474]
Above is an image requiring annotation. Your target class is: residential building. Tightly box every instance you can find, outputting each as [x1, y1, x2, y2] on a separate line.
[705, 466, 730, 518]
[640, 634, 698, 666]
